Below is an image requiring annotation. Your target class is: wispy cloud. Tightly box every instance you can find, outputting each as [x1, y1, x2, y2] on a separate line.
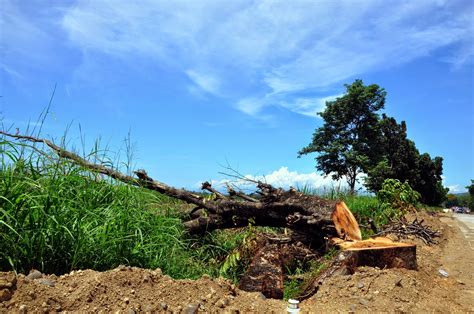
[4, 0, 472, 118]
[185, 70, 221, 95]
[278, 95, 343, 117]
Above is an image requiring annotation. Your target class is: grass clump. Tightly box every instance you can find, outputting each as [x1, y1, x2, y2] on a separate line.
[0, 138, 241, 278]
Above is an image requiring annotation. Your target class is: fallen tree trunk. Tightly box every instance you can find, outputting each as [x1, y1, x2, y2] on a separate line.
[0, 131, 361, 247]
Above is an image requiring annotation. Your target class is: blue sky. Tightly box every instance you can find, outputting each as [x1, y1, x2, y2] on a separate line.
[1, 0, 473, 193]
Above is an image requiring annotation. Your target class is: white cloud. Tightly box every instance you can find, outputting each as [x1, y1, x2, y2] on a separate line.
[5, 0, 471, 117]
[248, 166, 343, 190]
[198, 166, 367, 193]
[279, 94, 342, 117]
[185, 70, 221, 95]
[446, 185, 466, 194]
[236, 94, 341, 118]
[236, 97, 267, 116]
[442, 176, 467, 194]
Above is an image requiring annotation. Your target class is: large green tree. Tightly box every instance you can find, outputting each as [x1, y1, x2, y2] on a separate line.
[298, 79, 386, 193]
[365, 115, 447, 205]
[364, 114, 419, 192]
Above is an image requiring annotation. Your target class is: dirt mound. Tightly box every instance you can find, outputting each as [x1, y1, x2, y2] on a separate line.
[1, 211, 472, 313]
[0, 267, 284, 313]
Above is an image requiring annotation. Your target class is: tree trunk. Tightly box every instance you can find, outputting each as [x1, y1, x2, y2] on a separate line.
[298, 237, 417, 299]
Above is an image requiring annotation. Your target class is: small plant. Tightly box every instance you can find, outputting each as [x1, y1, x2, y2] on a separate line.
[377, 178, 420, 219]
[218, 222, 260, 282]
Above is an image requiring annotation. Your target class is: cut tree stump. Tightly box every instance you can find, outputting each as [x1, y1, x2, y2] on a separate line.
[332, 237, 417, 270]
[299, 237, 417, 299]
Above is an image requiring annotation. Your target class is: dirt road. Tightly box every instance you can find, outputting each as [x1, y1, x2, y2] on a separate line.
[453, 213, 474, 249]
[440, 213, 474, 308]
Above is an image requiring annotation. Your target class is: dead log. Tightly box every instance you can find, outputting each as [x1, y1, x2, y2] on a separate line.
[238, 243, 284, 299]
[0, 131, 361, 248]
[239, 238, 319, 299]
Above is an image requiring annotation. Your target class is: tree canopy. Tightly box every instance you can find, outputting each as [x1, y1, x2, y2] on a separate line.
[300, 79, 447, 205]
[365, 115, 447, 205]
[298, 79, 386, 193]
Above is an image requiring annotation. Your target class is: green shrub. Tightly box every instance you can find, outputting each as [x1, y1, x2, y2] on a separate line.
[377, 178, 420, 219]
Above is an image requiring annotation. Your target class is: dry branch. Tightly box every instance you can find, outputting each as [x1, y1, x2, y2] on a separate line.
[374, 218, 440, 245]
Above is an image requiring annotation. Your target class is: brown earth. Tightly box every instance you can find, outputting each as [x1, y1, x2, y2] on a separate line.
[1, 212, 472, 313]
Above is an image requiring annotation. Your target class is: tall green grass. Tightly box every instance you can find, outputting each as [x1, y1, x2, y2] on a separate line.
[298, 184, 394, 235]
[0, 137, 238, 278]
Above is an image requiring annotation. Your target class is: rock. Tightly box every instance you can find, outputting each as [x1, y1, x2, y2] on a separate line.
[438, 269, 449, 278]
[349, 304, 357, 312]
[359, 298, 369, 306]
[0, 289, 12, 302]
[127, 309, 136, 314]
[143, 304, 154, 312]
[0, 273, 16, 289]
[38, 278, 56, 287]
[142, 275, 151, 283]
[28, 290, 36, 299]
[257, 292, 266, 300]
[19, 304, 27, 314]
[159, 303, 168, 310]
[357, 282, 364, 289]
[216, 299, 227, 308]
[124, 297, 130, 304]
[27, 270, 43, 280]
[183, 303, 200, 314]
[116, 265, 127, 271]
[395, 279, 403, 287]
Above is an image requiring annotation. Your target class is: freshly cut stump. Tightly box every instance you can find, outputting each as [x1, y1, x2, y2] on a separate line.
[299, 237, 417, 300]
[332, 237, 417, 270]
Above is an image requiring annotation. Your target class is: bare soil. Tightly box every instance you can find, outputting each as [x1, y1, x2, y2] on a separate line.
[1, 212, 472, 313]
